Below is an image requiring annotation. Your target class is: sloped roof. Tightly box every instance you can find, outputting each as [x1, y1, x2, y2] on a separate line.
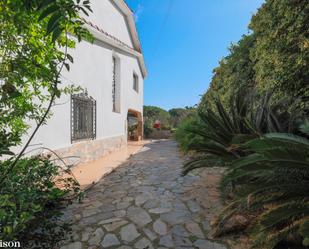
[112, 0, 142, 53]
[83, 0, 147, 78]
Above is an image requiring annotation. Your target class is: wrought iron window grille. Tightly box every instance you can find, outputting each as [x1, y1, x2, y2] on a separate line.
[112, 56, 116, 112]
[71, 91, 96, 143]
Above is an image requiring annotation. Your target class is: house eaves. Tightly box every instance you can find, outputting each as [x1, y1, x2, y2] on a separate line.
[82, 0, 147, 78]
[83, 18, 147, 78]
[112, 0, 142, 53]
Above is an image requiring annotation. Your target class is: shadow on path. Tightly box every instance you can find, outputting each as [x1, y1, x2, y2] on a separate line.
[60, 140, 227, 249]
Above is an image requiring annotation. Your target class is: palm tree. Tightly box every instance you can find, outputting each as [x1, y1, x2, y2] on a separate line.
[219, 133, 309, 249]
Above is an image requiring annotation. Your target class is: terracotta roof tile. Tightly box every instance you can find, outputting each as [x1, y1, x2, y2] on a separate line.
[81, 17, 136, 52]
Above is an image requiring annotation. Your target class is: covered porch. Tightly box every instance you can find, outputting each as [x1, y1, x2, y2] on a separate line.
[127, 109, 143, 141]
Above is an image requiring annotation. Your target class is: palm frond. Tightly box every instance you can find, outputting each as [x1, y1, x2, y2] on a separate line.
[219, 134, 309, 248]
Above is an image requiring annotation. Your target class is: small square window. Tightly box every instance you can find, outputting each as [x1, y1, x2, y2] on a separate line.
[133, 73, 139, 93]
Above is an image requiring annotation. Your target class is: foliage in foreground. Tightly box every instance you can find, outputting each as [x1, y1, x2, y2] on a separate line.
[0, 0, 92, 156]
[218, 133, 309, 248]
[177, 90, 308, 248]
[0, 0, 91, 246]
[176, 0, 309, 248]
[180, 89, 303, 174]
[0, 157, 79, 247]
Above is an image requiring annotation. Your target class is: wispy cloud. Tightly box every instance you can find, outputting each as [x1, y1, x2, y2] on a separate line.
[134, 3, 144, 22]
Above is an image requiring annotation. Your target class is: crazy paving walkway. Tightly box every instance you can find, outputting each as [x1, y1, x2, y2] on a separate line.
[60, 140, 227, 249]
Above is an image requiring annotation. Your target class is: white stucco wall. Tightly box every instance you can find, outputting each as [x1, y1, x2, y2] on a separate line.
[86, 0, 134, 48]
[16, 0, 144, 154]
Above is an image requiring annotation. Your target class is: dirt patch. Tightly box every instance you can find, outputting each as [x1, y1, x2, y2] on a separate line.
[187, 167, 252, 249]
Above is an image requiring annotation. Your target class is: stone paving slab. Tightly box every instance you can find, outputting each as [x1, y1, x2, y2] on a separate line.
[59, 140, 227, 249]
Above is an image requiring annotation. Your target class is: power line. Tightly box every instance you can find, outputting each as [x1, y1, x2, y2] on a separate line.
[148, 0, 174, 68]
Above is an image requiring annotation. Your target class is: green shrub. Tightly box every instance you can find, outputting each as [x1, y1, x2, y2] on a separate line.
[177, 1, 309, 247]
[218, 133, 309, 249]
[201, 34, 256, 111]
[180, 89, 308, 248]
[169, 107, 196, 128]
[250, 0, 309, 98]
[174, 116, 203, 153]
[182, 89, 305, 174]
[202, 1, 309, 112]
[143, 121, 153, 138]
[0, 157, 79, 247]
[171, 128, 177, 133]
[0, 1, 90, 247]
[143, 106, 171, 130]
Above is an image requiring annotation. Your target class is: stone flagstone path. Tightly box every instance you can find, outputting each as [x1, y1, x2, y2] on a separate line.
[60, 140, 227, 249]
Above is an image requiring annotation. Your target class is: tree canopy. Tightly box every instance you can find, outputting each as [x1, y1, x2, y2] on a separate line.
[143, 105, 171, 129]
[0, 0, 92, 157]
[143, 105, 196, 131]
[169, 107, 196, 128]
[201, 0, 309, 110]
[250, 0, 309, 98]
[201, 34, 256, 109]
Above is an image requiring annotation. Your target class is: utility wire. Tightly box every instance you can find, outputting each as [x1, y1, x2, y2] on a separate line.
[148, 0, 174, 68]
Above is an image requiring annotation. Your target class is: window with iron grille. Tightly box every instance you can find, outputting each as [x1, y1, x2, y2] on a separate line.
[112, 55, 121, 113]
[71, 92, 96, 142]
[112, 56, 116, 112]
[133, 73, 139, 93]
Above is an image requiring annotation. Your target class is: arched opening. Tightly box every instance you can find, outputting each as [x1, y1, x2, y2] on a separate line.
[127, 109, 143, 141]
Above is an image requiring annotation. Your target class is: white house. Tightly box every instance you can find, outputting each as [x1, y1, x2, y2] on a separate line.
[24, 0, 147, 163]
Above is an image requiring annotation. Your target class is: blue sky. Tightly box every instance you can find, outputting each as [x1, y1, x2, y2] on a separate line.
[126, 0, 264, 110]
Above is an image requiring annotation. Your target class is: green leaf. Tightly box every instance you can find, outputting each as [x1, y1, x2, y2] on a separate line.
[64, 63, 70, 71]
[80, 7, 89, 16]
[0, 150, 15, 156]
[300, 119, 309, 136]
[300, 221, 309, 246]
[38, 0, 55, 10]
[4, 226, 13, 235]
[84, 5, 92, 12]
[54, 89, 61, 98]
[303, 238, 309, 247]
[38, 4, 60, 21]
[46, 13, 63, 35]
[264, 133, 309, 146]
[51, 26, 62, 42]
[9, 90, 22, 99]
[67, 54, 74, 63]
